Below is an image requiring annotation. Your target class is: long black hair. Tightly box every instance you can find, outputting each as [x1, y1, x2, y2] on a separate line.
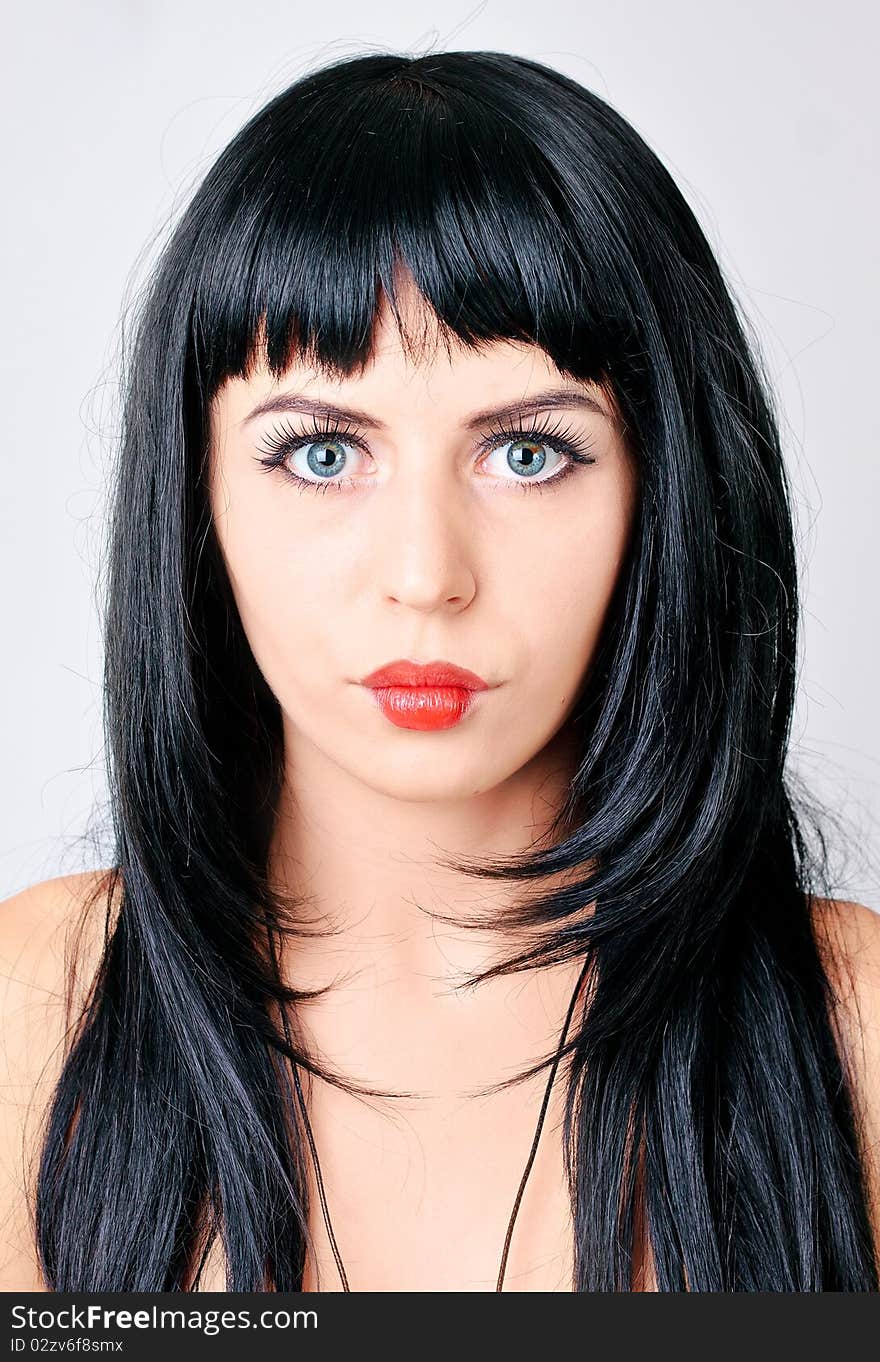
[35, 49, 878, 1290]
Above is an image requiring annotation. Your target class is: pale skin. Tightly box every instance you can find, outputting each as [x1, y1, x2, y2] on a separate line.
[1, 278, 879, 1290]
[205, 277, 639, 1288]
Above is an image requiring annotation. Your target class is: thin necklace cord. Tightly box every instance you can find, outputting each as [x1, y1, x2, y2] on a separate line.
[266, 923, 351, 1290]
[291, 1058, 351, 1290]
[493, 953, 590, 1291]
[281, 952, 591, 1293]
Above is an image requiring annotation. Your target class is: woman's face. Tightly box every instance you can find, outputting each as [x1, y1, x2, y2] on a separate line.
[208, 285, 639, 805]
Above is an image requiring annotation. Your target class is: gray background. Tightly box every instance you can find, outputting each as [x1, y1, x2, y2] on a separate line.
[2, 1, 878, 908]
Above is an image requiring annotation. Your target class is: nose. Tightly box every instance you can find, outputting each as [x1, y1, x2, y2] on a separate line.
[375, 466, 477, 612]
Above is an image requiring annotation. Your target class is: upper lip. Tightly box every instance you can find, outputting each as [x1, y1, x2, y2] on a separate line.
[359, 659, 490, 690]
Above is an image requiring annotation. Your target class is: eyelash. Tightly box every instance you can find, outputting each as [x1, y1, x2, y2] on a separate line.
[253, 412, 598, 496]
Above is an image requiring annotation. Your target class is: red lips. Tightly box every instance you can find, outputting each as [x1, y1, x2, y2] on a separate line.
[359, 659, 490, 731]
[360, 659, 489, 690]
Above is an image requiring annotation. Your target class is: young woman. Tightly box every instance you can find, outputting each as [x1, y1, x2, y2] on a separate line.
[2, 49, 878, 1293]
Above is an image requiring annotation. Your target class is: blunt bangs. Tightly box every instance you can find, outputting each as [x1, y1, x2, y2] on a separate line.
[187, 52, 635, 401]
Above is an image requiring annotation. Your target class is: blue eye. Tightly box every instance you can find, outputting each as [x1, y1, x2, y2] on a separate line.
[254, 415, 597, 496]
[301, 439, 350, 481]
[484, 437, 555, 484]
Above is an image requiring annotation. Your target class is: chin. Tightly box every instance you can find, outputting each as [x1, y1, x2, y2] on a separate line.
[350, 759, 495, 804]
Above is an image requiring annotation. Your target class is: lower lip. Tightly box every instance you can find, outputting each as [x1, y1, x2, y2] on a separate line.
[366, 685, 484, 731]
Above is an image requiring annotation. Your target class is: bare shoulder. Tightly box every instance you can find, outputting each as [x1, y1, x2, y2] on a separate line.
[811, 895, 880, 1268]
[811, 895, 880, 1021]
[0, 869, 120, 1289]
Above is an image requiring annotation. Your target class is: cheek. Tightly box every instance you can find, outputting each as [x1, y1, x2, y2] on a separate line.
[511, 493, 633, 676]
[211, 490, 330, 689]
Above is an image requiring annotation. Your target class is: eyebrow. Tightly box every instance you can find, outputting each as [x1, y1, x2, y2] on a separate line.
[241, 386, 613, 431]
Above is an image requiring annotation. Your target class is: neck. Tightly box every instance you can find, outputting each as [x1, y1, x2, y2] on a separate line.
[268, 713, 586, 973]
[264, 714, 594, 1095]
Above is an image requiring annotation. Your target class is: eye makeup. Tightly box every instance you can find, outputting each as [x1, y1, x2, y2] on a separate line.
[253, 410, 598, 497]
